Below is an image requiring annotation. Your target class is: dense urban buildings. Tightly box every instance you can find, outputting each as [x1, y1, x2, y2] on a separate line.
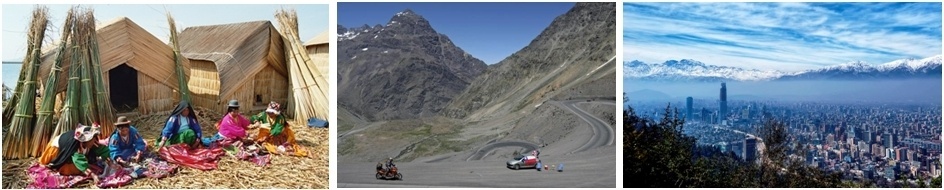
[629, 82, 942, 187]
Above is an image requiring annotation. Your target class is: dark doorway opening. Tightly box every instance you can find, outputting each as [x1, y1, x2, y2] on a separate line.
[109, 64, 138, 112]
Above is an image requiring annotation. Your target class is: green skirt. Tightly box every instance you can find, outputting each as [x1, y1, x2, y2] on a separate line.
[162, 129, 197, 146]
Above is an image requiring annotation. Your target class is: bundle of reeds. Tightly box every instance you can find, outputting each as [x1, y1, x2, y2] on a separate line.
[31, 8, 75, 157]
[76, 11, 97, 127]
[86, 10, 116, 136]
[52, 7, 115, 143]
[52, 36, 82, 145]
[167, 13, 192, 104]
[3, 6, 49, 159]
[275, 9, 330, 124]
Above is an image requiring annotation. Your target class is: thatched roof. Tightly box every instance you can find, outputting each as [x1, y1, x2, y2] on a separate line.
[177, 20, 286, 100]
[304, 31, 328, 46]
[38, 17, 190, 93]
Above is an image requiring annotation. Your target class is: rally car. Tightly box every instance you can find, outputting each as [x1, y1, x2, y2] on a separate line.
[506, 155, 540, 170]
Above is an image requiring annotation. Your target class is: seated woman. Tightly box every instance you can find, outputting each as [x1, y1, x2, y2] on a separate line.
[107, 116, 146, 164]
[157, 101, 203, 149]
[202, 100, 250, 147]
[251, 102, 307, 156]
[38, 124, 109, 180]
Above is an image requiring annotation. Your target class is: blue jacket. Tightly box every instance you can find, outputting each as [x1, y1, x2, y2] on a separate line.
[161, 115, 202, 140]
[108, 126, 147, 160]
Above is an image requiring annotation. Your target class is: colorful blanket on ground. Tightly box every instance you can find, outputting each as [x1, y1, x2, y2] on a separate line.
[158, 144, 224, 171]
[96, 164, 132, 188]
[142, 158, 178, 179]
[27, 164, 88, 189]
[221, 142, 271, 167]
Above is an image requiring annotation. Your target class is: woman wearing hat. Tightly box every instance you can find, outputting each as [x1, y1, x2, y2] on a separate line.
[157, 101, 203, 149]
[38, 124, 109, 179]
[251, 101, 306, 156]
[202, 100, 251, 146]
[107, 116, 147, 164]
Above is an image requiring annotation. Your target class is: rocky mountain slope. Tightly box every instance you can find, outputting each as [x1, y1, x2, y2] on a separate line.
[337, 9, 487, 121]
[444, 2, 617, 119]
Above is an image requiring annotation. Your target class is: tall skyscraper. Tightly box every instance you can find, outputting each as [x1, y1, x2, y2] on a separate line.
[686, 97, 693, 120]
[720, 82, 727, 122]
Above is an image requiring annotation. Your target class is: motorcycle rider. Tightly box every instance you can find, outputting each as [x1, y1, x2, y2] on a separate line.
[386, 157, 396, 169]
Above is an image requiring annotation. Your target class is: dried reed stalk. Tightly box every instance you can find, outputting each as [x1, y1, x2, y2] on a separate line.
[86, 10, 116, 136]
[275, 9, 329, 124]
[3, 6, 49, 159]
[31, 8, 75, 157]
[76, 11, 97, 127]
[167, 13, 192, 104]
[53, 7, 89, 141]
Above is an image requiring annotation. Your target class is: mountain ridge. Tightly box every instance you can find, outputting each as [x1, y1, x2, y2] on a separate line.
[444, 2, 617, 119]
[337, 9, 488, 121]
[625, 55, 942, 82]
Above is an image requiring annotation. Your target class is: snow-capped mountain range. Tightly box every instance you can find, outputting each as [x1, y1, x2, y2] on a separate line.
[625, 55, 942, 82]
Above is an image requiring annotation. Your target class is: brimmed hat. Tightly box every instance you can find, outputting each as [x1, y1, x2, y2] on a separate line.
[227, 99, 240, 108]
[74, 124, 101, 142]
[115, 116, 131, 126]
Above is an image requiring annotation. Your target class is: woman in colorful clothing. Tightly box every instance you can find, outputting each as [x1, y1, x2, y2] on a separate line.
[251, 102, 307, 156]
[107, 116, 146, 165]
[202, 100, 251, 146]
[38, 124, 109, 181]
[157, 101, 203, 149]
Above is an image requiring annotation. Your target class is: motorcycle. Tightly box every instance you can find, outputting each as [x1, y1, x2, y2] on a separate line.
[375, 165, 402, 180]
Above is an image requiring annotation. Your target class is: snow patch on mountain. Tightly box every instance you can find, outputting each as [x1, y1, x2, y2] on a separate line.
[625, 59, 786, 81]
[626, 55, 942, 81]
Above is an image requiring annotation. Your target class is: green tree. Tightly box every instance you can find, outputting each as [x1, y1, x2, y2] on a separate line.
[931, 175, 941, 188]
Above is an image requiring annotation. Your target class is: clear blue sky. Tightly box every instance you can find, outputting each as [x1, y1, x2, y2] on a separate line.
[2, 4, 329, 62]
[625, 2, 942, 72]
[339, 2, 575, 65]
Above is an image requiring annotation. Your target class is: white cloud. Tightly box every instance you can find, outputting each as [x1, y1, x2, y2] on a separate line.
[624, 2, 942, 72]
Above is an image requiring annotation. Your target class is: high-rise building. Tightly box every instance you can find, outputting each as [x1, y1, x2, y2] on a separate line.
[847, 126, 856, 140]
[932, 164, 938, 178]
[885, 133, 894, 148]
[686, 97, 693, 120]
[720, 83, 727, 122]
[864, 129, 873, 144]
[886, 148, 896, 160]
[897, 148, 908, 161]
[744, 137, 757, 163]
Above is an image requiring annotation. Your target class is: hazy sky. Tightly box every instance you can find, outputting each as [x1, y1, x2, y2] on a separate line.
[2, 4, 329, 62]
[339, 2, 575, 65]
[624, 2, 942, 72]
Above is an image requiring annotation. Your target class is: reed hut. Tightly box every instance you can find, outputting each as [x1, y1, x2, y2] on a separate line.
[304, 31, 329, 80]
[37, 17, 189, 115]
[177, 21, 288, 114]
